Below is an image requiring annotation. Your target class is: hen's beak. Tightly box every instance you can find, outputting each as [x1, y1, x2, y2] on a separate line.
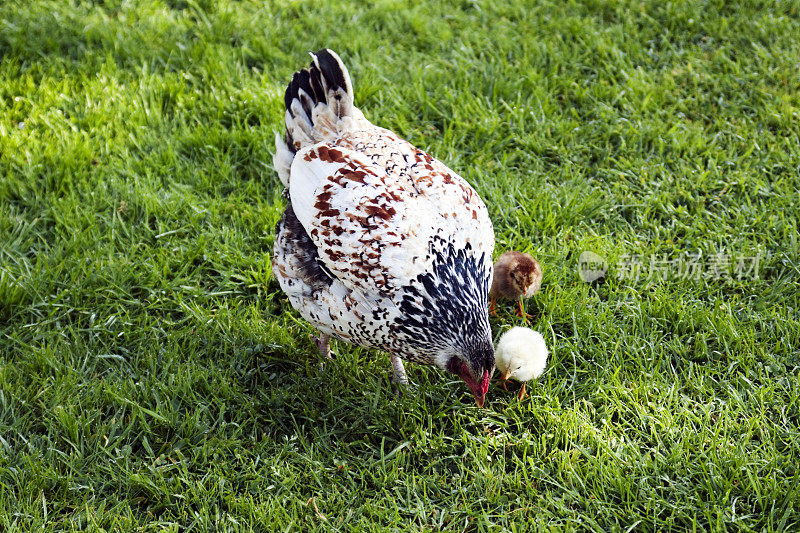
[467, 369, 491, 408]
[474, 393, 485, 408]
[448, 359, 491, 408]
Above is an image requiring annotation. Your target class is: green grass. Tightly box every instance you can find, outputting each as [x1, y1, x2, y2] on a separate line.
[1, 0, 799, 530]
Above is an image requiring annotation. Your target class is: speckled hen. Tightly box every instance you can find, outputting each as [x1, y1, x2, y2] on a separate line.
[272, 50, 496, 406]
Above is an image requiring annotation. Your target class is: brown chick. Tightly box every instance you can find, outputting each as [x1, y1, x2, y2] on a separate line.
[489, 251, 543, 320]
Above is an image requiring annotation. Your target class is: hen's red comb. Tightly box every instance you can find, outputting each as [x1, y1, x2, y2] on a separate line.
[479, 370, 491, 395]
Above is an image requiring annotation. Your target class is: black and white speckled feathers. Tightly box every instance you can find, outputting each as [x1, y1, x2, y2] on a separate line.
[393, 240, 494, 366]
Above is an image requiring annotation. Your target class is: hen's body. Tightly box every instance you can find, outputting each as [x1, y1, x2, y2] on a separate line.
[272, 50, 496, 402]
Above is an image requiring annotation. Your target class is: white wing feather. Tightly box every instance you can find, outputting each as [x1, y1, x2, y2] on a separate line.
[289, 138, 492, 299]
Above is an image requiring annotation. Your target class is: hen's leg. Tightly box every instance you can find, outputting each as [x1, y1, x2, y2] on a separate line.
[389, 353, 408, 396]
[310, 333, 333, 370]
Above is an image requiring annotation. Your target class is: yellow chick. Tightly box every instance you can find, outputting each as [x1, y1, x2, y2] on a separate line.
[495, 327, 549, 399]
[489, 251, 542, 319]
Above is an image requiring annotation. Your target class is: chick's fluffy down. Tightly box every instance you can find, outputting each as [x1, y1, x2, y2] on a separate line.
[495, 327, 549, 382]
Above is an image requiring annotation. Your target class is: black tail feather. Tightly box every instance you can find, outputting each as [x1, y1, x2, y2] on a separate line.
[309, 67, 326, 103]
[283, 48, 350, 119]
[283, 48, 352, 118]
[281, 49, 353, 156]
[313, 48, 349, 92]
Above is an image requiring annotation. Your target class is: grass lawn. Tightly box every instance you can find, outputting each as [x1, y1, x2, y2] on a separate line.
[2, 0, 799, 530]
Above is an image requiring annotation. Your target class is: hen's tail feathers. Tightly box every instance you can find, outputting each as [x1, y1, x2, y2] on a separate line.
[274, 49, 359, 187]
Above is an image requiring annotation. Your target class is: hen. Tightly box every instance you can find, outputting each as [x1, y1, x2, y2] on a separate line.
[272, 50, 496, 406]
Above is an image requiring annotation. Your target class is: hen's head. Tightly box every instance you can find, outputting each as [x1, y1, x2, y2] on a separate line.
[445, 341, 495, 407]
